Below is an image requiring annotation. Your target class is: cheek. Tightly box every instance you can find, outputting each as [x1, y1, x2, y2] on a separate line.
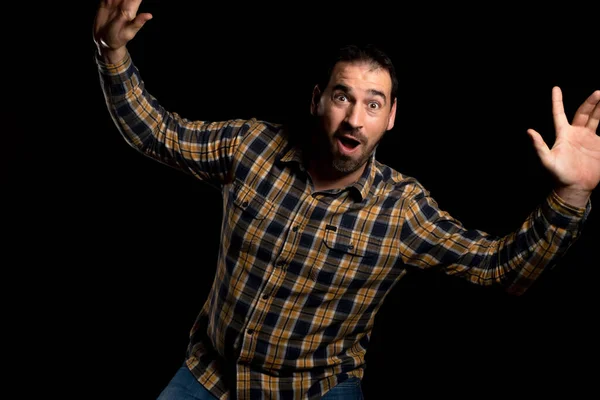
[364, 123, 387, 146]
[319, 105, 345, 131]
[369, 116, 389, 131]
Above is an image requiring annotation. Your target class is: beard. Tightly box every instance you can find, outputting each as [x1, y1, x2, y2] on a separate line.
[331, 143, 372, 173]
[309, 128, 379, 176]
[305, 115, 384, 178]
[330, 130, 379, 174]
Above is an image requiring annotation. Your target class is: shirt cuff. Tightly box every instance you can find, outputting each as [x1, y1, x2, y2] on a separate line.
[94, 49, 132, 76]
[541, 189, 590, 230]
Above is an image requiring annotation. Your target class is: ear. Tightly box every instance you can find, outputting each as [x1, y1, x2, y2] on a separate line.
[386, 98, 397, 130]
[310, 85, 322, 116]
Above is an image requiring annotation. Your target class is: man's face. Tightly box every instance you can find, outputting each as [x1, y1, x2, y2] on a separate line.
[311, 61, 396, 174]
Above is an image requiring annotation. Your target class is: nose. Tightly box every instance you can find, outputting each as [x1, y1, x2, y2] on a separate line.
[345, 104, 364, 130]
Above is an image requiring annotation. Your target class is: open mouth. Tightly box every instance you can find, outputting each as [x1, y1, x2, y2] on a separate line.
[337, 136, 361, 153]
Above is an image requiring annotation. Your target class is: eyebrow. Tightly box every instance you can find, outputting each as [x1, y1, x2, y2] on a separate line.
[332, 84, 388, 105]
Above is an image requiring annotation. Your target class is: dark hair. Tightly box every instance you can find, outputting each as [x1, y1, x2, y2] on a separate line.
[316, 43, 398, 108]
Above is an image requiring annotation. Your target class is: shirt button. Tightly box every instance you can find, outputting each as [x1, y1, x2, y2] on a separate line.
[247, 329, 254, 335]
[262, 294, 269, 300]
[292, 226, 299, 232]
[241, 201, 249, 207]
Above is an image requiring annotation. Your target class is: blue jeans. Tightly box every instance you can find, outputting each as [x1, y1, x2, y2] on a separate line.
[156, 365, 218, 400]
[157, 364, 364, 399]
[321, 376, 364, 399]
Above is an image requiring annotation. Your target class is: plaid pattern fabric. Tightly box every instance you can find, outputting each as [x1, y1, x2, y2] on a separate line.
[96, 51, 590, 399]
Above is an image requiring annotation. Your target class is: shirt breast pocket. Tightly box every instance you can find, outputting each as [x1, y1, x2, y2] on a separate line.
[227, 181, 273, 253]
[232, 182, 272, 220]
[311, 226, 383, 288]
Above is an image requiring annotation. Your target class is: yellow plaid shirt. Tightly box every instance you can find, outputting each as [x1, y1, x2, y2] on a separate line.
[96, 51, 590, 399]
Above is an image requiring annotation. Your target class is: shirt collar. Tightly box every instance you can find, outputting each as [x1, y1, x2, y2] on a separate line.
[278, 146, 376, 202]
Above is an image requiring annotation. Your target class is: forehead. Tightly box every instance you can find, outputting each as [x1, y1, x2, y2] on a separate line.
[327, 61, 392, 97]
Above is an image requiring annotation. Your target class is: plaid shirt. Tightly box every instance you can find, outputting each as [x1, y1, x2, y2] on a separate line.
[96, 52, 590, 399]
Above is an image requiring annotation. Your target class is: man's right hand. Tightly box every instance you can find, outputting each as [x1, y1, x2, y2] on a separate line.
[93, 0, 153, 64]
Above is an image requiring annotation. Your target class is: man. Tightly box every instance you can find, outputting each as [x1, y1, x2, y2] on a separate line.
[93, 1, 599, 399]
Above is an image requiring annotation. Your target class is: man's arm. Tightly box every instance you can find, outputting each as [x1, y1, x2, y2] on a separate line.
[93, 0, 252, 185]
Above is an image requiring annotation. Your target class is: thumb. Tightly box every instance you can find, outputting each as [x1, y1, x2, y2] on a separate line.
[527, 128, 552, 168]
[123, 13, 153, 41]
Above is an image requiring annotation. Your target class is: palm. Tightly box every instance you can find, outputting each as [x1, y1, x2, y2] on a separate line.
[528, 87, 600, 192]
[93, 0, 152, 52]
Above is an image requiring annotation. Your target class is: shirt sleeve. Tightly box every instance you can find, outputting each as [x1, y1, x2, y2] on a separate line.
[399, 184, 591, 295]
[95, 50, 255, 185]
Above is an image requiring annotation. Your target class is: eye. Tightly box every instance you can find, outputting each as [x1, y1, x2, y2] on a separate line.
[368, 102, 381, 110]
[335, 94, 348, 102]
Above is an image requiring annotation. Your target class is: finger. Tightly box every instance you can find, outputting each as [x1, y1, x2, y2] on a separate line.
[119, 13, 152, 44]
[583, 90, 600, 133]
[551, 86, 568, 139]
[100, 0, 122, 11]
[571, 89, 600, 127]
[527, 128, 552, 168]
[129, 13, 153, 32]
[121, 0, 144, 21]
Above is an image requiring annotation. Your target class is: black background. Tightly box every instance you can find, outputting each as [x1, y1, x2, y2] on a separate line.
[8, 2, 598, 399]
